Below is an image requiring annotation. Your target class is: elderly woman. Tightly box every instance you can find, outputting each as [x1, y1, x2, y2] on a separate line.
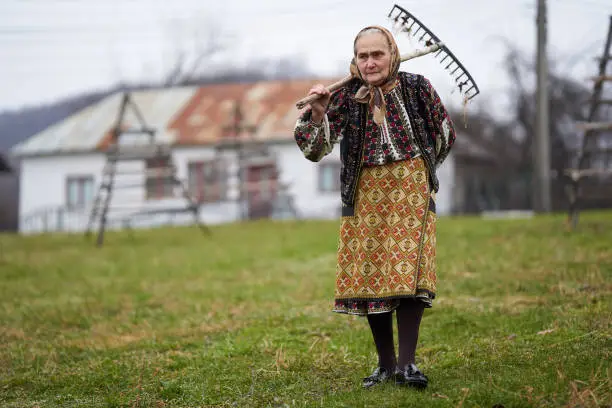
[294, 26, 455, 389]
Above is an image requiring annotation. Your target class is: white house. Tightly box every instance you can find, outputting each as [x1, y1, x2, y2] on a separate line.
[10, 79, 458, 235]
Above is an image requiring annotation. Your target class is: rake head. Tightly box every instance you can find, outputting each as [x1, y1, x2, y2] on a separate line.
[388, 4, 480, 101]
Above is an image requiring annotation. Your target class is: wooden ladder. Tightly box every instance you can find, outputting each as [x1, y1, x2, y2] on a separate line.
[85, 93, 208, 247]
[566, 15, 612, 229]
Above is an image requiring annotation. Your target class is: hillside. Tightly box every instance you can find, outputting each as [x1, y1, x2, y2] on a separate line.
[0, 212, 610, 407]
[0, 89, 117, 152]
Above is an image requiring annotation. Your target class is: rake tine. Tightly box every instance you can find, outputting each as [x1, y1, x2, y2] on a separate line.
[389, 4, 480, 101]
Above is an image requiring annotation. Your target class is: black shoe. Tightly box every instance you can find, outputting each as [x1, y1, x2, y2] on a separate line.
[395, 364, 428, 389]
[362, 366, 395, 389]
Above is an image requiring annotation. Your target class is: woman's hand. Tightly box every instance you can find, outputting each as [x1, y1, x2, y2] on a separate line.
[308, 84, 331, 124]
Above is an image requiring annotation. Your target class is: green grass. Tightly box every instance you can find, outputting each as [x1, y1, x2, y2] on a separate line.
[0, 211, 610, 408]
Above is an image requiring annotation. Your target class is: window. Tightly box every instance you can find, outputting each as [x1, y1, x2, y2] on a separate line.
[188, 159, 226, 203]
[258, 166, 275, 201]
[318, 162, 341, 192]
[244, 163, 278, 219]
[66, 176, 94, 209]
[145, 157, 175, 200]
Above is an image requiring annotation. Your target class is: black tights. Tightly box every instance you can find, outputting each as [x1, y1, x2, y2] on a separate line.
[366, 299, 425, 370]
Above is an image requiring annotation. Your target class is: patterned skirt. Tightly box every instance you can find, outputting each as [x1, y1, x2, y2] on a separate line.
[333, 157, 437, 316]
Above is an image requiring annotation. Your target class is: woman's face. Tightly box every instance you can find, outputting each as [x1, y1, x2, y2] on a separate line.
[355, 32, 391, 86]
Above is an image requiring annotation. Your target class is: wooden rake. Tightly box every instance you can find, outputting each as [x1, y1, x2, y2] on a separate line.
[295, 4, 480, 110]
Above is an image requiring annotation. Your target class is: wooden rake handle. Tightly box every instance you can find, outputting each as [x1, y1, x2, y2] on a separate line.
[295, 43, 444, 110]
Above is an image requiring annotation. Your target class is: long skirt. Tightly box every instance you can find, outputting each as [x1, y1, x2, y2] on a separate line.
[333, 157, 437, 316]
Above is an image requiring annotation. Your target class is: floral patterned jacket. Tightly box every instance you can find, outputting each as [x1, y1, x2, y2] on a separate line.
[294, 72, 456, 216]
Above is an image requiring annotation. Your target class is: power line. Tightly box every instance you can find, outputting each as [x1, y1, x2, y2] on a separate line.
[0, 0, 356, 26]
[556, 0, 611, 10]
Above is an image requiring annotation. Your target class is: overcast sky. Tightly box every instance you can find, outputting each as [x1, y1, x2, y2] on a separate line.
[1, 0, 611, 116]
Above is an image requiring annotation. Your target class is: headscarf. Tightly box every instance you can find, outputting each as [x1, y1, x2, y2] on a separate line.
[349, 26, 401, 125]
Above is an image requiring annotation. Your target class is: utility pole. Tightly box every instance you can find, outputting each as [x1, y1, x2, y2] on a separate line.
[534, 0, 551, 213]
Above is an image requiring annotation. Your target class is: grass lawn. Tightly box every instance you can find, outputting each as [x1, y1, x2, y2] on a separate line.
[0, 211, 610, 407]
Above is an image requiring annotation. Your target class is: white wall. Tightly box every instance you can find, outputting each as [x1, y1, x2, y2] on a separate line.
[19, 153, 106, 233]
[272, 143, 342, 219]
[18, 149, 242, 234]
[17, 143, 456, 234]
[175, 143, 343, 222]
[435, 154, 455, 216]
[19, 154, 104, 217]
[274, 142, 456, 218]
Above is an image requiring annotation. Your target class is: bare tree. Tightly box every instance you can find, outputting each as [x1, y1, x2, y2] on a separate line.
[163, 16, 233, 87]
[503, 47, 596, 209]
[445, 44, 600, 212]
[162, 15, 312, 87]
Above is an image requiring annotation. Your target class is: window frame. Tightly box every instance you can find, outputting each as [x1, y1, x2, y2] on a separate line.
[145, 157, 175, 201]
[65, 175, 95, 210]
[187, 159, 226, 204]
[318, 161, 342, 193]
